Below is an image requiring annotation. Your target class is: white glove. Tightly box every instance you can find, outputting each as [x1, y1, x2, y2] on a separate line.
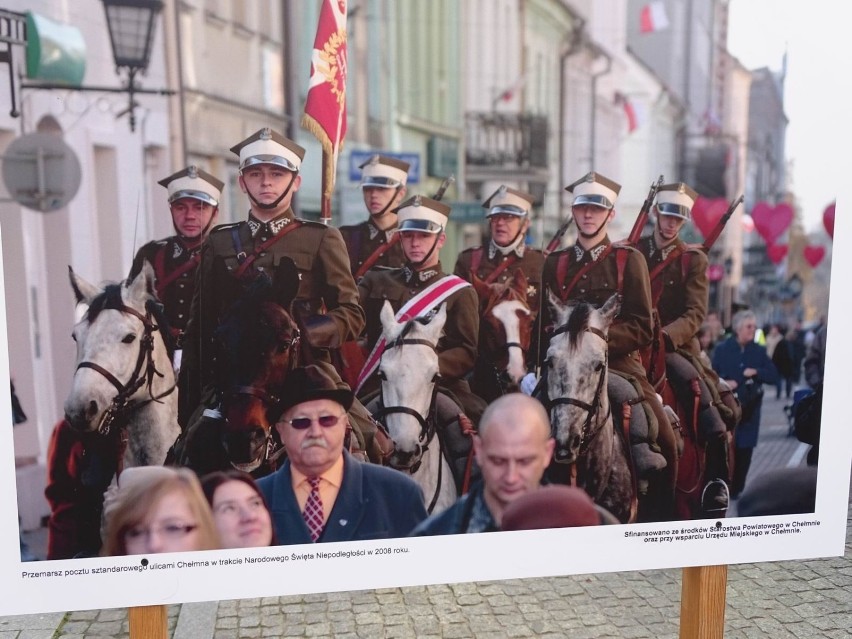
[521, 372, 539, 396]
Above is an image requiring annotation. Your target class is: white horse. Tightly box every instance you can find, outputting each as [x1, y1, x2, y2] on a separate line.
[544, 292, 635, 523]
[374, 301, 457, 514]
[64, 263, 180, 469]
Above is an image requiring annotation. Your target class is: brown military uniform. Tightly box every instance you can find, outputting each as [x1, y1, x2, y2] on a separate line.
[179, 209, 365, 425]
[453, 243, 544, 312]
[540, 237, 653, 367]
[357, 263, 482, 416]
[339, 221, 407, 277]
[637, 235, 708, 356]
[129, 236, 201, 348]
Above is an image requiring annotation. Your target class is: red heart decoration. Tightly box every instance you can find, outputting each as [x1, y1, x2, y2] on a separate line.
[823, 202, 835, 239]
[803, 245, 826, 268]
[766, 244, 788, 264]
[691, 197, 729, 240]
[751, 202, 794, 245]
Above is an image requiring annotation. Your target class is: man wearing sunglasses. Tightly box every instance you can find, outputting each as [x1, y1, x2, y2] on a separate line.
[258, 364, 427, 544]
[179, 128, 365, 427]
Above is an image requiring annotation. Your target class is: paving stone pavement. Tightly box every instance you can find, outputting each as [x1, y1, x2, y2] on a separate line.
[5, 396, 849, 638]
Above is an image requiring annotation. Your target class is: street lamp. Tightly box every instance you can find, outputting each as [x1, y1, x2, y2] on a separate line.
[101, 0, 164, 132]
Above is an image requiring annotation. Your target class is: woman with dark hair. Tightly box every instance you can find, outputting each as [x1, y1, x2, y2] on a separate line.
[201, 470, 277, 548]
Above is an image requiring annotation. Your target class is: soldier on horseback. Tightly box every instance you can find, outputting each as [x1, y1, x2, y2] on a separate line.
[454, 186, 544, 399]
[129, 166, 224, 366]
[538, 171, 679, 521]
[637, 182, 732, 516]
[339, 155, 410, 278]
[357, 196, 483, 484]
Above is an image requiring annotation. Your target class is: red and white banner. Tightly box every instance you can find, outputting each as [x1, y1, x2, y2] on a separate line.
[302, 0, 348, 198]
[640, 1, 670, 33]
[614, 92, 644, 133]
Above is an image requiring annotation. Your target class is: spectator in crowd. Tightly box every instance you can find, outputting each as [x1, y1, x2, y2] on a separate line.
[411, 393, 554, 535]
[771, 328, 796, 399]
[258, 364, 427, 544]
[102, 467, 220, 556]
[712, 310, 778, 499]
[202, 470, 277, 548]
[500, 485, 620, 530]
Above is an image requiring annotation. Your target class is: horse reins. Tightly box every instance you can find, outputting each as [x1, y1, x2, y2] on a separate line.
[76, 303, 175, 437]
[547, 323, 611, 459]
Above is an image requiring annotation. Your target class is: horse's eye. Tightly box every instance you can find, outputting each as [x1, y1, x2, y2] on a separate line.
[122, 334, 136, 344]
[71, 332, 77, 342]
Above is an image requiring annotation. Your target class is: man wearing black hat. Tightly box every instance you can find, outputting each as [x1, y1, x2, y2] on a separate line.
[257, 364, 427, 544]
[539, 171, 678, 522]
[339, 155, 409, 278]
[179, 128, 365, 426]
[129, 166, 223, 362]
[637, 182, 731, 516]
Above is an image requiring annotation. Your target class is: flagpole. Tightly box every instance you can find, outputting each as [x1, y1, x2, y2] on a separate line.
[321, 149, 332, 225]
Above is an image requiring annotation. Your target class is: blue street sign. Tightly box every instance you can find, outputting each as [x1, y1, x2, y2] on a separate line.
[349, 151, 421, 183]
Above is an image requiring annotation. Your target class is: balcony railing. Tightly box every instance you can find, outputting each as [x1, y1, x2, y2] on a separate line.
[464, 112, 549, 170]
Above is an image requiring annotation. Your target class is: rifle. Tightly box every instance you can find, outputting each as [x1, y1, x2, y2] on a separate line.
[701, 194, 744, 252]
[626, 175, 664, 245]
[543, 218, 574, 257]
[432, 174, 455, 202]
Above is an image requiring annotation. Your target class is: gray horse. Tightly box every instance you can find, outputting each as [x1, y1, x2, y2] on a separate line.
[544, 292, 635, 523]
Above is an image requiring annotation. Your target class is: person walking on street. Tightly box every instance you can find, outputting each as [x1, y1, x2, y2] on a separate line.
[712, 310, 778, 499]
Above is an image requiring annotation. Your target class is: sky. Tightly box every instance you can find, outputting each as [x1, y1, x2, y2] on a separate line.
[726, 0, 847, 234]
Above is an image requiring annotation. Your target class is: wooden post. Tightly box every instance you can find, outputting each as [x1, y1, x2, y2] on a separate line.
[128, 605, 168, 639]
[320, 149, 332, 225]
[679, 565, 728, 639]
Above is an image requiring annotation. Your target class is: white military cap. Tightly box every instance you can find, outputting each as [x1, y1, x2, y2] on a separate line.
[359, 155, 410, 189]
[482, 185, 535, 218]
[655, 182, 698, 221]
[230, 127, 306, 173]
[158, 166, 224, 207]
[565, 171, 622, 209]
[395, 195, 451, 234]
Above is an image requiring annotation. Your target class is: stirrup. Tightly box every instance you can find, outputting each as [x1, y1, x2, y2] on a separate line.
[701, 479, 729, 517]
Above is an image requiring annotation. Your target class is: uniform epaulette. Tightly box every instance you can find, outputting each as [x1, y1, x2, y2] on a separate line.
[210, 221, 242, 234]
[298, 218, 329, 229]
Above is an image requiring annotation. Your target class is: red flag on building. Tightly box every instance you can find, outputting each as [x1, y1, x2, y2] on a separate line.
[614, 92, 643, 133]
[302, 0, 348, 215]
[640, 1, 670, 33]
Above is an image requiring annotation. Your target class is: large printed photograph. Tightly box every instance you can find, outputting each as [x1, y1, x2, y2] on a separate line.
[2, 0, 850, 615]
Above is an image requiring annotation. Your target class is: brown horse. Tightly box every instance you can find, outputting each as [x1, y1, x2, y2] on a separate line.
[470, 269, 535, 403]
[171, 262, 300, 477]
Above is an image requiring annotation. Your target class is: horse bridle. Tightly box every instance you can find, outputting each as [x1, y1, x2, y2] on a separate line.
[546, 323, 611, 461]
[372, 332, 441, 472]
[76, 303, 175, 436]
[219, 328, 301, 469]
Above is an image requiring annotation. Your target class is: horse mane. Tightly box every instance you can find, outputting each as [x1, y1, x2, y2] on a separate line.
[566, 303, 591, 350]
[84, 284, 124, 322]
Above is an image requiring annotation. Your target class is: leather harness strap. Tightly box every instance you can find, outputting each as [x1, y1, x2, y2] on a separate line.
[354, 232, 400, 279]
[153, 245, 201, 298]
[470, 247, 519, 285]
[232, 220, 302, 278]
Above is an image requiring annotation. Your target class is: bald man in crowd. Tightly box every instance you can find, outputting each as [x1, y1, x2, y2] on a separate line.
[410, 393, 555, 535]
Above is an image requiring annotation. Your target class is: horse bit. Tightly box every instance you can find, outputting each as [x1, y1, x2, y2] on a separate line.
[76, 303, 175, 436]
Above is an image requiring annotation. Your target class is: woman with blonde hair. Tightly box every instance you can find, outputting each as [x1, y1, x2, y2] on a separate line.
[102, 466, 220, 556]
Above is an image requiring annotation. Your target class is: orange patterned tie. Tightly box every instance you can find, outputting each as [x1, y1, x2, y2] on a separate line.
[303, 476, 324, 542]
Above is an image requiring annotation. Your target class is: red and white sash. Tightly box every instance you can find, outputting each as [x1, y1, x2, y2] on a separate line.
[355, 274, 470, 393]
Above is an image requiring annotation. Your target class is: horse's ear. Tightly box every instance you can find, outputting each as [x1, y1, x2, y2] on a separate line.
[547, 289, 568, 322]
[471, 273, 490, 302]
[68, 266, 101, 305]
[379, 300, 398, 337]
[424, 303, 448, 341]
[511, 268, 529, 295]
[599, 294, 621, 326]
[126, 261, 154, 303]
[272, 257, 300, 309]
